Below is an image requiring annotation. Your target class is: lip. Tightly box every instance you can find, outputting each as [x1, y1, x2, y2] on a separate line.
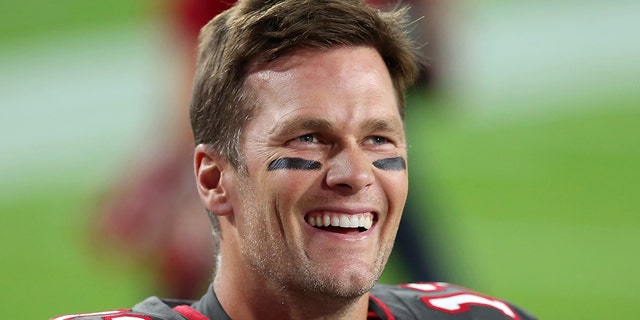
[302, 206, 379, 241]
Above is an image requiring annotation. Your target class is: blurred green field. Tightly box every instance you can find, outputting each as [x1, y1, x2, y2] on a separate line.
[1, 1, 639, 319]
[0, 0, 150, 44]
[404, 92, 640, 319]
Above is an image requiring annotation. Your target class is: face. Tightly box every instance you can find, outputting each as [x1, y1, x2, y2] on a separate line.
[225, 46, 408, 298]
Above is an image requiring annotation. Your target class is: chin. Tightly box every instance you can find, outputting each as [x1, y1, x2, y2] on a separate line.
[307, 263, 381, 299]
[313, 277, 375, 299]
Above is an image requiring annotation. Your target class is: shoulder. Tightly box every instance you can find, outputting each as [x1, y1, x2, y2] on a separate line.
[370, 282, 537, 320]
[51, 297, 207, 320]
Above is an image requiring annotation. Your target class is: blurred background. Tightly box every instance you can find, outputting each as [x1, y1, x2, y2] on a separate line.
[1, 0, 638, 318]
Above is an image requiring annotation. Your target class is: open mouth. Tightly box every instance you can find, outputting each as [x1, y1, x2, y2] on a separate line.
[305, 212, 374, 233]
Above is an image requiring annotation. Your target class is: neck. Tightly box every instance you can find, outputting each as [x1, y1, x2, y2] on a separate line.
[213, 259, 370, 320]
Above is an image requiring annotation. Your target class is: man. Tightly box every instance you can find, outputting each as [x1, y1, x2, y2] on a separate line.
[91, 0, 439, 300]
[55, 0, 536, 319]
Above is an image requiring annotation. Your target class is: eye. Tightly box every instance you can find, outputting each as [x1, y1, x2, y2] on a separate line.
[286, 133, 320, 147]
[296, 133, 318, 143]
[368, 136, 389, 145]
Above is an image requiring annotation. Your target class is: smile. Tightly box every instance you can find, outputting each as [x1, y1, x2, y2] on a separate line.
[305, 212, 374, 231]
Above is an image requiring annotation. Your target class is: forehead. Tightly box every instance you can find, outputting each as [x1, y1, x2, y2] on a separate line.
[247, 46, 393, 91]
[244, 46, 401, 131]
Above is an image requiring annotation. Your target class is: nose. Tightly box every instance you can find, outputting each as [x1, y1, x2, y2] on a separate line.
[325, 146, 374, 193]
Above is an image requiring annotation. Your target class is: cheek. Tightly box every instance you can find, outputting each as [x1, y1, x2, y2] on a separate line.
[380, 171, 409, 207]
[264, 171, 323, 205]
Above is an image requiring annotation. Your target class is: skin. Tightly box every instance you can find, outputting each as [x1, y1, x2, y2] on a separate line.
[194, 46, 408, 320]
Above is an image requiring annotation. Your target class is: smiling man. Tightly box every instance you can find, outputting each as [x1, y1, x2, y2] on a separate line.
[202, 46, 409, 315]
[54, 0, 536, 319]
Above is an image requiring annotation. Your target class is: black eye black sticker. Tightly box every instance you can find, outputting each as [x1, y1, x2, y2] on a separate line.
[372, 157, 406, 171]
[267, 157, 322, 171]
[268, 157, 405, 171]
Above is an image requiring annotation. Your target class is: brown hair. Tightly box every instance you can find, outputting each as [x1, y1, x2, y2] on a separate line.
[189, 0, 421, 169]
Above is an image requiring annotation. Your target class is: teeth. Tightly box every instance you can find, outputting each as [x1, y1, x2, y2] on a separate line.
[349, 215, 359, 228]
[364, 217, 372, 229]
[306, 212, 374, 230]
[339, 215, 350, 227]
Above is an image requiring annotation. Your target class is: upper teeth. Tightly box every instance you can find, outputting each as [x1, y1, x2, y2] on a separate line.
[306, 212, 373, 230]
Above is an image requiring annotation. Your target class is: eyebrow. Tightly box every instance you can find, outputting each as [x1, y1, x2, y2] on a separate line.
[272, 116, 403, 137]
[271, 117, 336, 137]
[361, 117, 404, 134]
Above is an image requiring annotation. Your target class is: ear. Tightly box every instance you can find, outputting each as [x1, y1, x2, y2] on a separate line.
[194, 144, 233, 216]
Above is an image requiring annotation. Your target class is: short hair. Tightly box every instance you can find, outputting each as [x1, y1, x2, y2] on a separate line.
[190, 0, 421, 170]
